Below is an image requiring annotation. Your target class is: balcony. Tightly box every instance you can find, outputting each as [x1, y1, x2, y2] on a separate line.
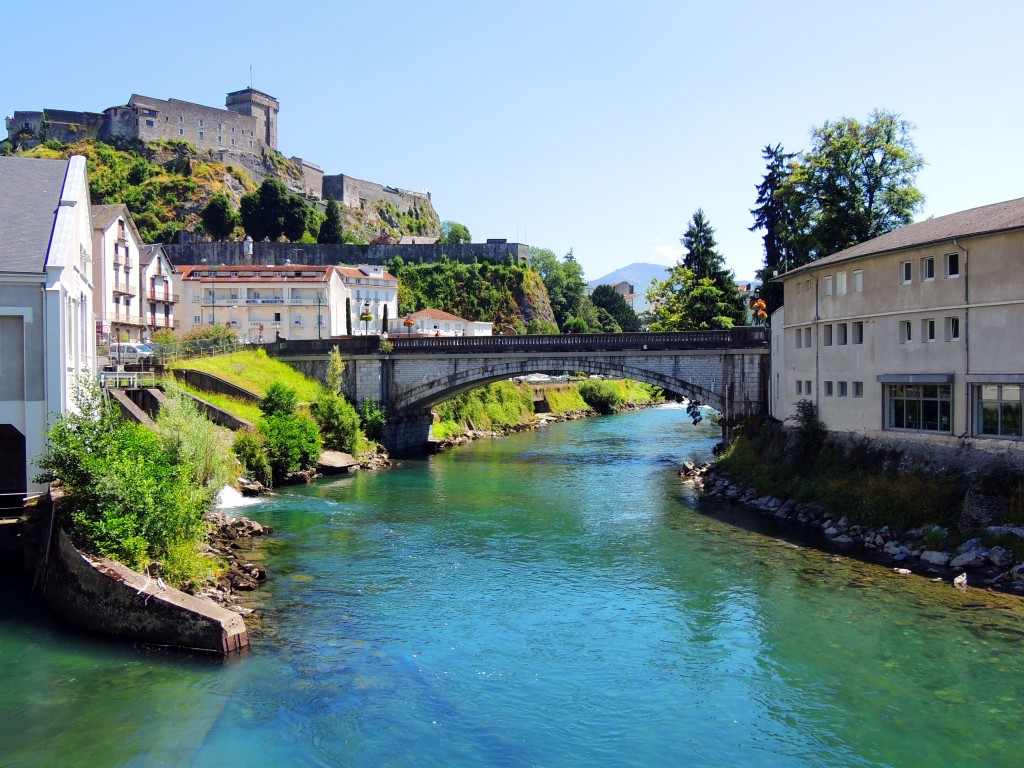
[103, 312, 145, 327]
[147, 316, 181, 329]
[112, 281, 137, 297]
[146, 290, 180, 304]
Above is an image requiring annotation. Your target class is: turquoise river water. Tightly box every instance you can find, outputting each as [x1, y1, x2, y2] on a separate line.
[3, 405, 1024, 767]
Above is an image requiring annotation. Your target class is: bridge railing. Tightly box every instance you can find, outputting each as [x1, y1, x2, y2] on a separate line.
[264, 327, 768, 357]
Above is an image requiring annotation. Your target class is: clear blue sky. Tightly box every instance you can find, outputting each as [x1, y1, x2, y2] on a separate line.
[4, 1, 1023, 283]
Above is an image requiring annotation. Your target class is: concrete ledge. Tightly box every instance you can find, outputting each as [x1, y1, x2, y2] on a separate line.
[37, 527, 249, 654]
[173, 369, 260, 402]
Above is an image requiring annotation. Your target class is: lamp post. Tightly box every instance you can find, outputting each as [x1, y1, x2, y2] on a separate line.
[360, 301, 373, 335]
[404, 314, 414, 335]
[317, 291, 323, 340]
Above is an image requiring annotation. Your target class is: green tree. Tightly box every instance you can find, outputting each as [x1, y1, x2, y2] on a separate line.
[749, 144, 799, 315]
[590, 284, 640, 332]
[678, 210, 745, 325]
[440, 220, 471, 244]
[283, 196, 310, 242]
[200, 191, 238, 241]
[240, 178, 290, 241]
[538, 249, 587, 331]
[345, 297, 352, 335]
[783, 109, 925, 260]
[318, 197, 344, 244]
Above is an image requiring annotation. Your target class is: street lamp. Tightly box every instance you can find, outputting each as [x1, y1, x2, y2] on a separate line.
[360, 301, 373, 335]
[317, 291, 323, 340]
[404, 314, 414, 335]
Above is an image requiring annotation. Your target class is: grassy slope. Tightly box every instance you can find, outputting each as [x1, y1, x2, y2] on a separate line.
[170, 350, 322, 404]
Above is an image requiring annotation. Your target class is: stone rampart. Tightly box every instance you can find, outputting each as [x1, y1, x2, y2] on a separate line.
[164, 240, 531, 267]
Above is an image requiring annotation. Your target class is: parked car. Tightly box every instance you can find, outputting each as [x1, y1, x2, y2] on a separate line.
[108, 342, 155, 364]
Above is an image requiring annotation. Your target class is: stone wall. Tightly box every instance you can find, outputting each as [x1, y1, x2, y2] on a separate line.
[5, 110, 105, 147]
[127, 95, 264, 154]
[164, 240, 531, 267]
[322, 173, 431, 213]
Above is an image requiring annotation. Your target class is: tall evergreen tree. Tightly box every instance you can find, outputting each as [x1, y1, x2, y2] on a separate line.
[590, 284, 640, 332]
[318, 197, 344, 244]
[678, 210, 745, 325]
[200, 191, 238, 241]
[749, 144, 799, 314]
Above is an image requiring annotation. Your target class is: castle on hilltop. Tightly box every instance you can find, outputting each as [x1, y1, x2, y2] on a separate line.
[5, 88, 431, 215]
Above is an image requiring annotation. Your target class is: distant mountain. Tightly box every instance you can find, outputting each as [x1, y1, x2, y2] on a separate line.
[588, 262, 671, 293]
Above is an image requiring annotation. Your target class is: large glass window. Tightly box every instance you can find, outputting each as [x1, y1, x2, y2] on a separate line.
[976, 385, 1022, 438]
[886, 384, 952, 432]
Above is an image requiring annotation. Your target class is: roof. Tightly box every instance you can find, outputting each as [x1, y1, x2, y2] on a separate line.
[410, 308, 468, 323]
[781, 196, 1024, 278]
[139, 243, 172, 269]
[92, 203, 144, 244]
[179, 265, 335, 282]
[0, 156, 71, 273]
[335, 266, 397, 282]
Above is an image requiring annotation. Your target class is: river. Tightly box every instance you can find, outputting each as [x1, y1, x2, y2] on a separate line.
[2, 404, 1024, 767]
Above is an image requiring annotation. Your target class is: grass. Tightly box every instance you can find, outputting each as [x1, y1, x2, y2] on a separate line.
[170, 349, 322, 403]
[170, 378, 263, 424]
[544, 386, 589, 414]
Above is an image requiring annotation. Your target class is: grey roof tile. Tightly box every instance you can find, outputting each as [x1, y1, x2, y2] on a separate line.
[0, 156, 70, 273]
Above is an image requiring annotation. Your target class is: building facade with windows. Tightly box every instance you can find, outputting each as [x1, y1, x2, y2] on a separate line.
[0, 155, 95, 498]
[404, 308, 493, 337]
[770, 197, 1024, 455]
[92, 204, 146, 344]
[336, 266, 399, 336]
[174, 265, 347, 341]
[139, 244, 180, 337]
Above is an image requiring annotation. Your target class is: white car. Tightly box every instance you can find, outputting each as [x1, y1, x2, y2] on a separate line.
[108, 342, 155, 364]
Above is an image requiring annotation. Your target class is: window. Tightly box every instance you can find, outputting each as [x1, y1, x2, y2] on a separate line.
[217, 123, 223, 131]
[199, 119, 204, 128]
[825, 381, 834, 396]
[900, 321, 912, 344]
[193, 314, 200, 324]
[145, 119, 154, 127]
[838, 381, 848, 397]
[852, 321, 864, 344]
[803, 327, 812, 348]
[217, 135, 222, 144]
[853, 269, 863, 293]
[945, 316, 960, 341]
[921, 256, 936, 281]
[199, 130, 205, 140]
[836, 271, 847, 295]
[178, 127, 184, 136]
[796, 381, 803, 395]
[824, 276, 833, 296]
[178, 115, 184, 123]
[795, 329, 803, 349]
[805, 381, 812, 395]
[945, 252, 960, 278]
[823, 325, 833, 346]
[922, 319, 936, 342]
[976, 385, 1022, 437]
[804, 279, 811, 293]
[274, 312, 281, 322]
[853, 381, 864, 398]
[886, 384, 952, 432]
[900, 261, 912, 284]
[837, 323, 848, 345]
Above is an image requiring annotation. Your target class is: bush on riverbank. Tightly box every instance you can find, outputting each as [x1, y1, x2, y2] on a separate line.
[718, 415, 967, 533]
[434, 381, 534, 436]
[579, 379, 662, 414]
[36, 385, 231, 586]
[544, 386, 589, 414]
[233, 383, 322, 486]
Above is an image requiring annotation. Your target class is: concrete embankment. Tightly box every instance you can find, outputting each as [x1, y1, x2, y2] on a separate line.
[32, 521, 249, 655]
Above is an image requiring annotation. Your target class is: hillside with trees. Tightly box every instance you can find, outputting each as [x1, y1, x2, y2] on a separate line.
[6, 136, 439, 245]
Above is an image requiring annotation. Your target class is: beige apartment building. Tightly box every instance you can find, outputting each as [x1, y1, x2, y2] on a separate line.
[92, 204, 146, 343]
[770, 197, 1024, 457]
[174, 265, 347, 341]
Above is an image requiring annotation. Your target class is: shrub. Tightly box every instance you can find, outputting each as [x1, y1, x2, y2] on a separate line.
[259, 412, 322, 483]
[260, 382, 299, 417]
[312, 391, 364, 454]
[232, 427, 272, 487]
[579, 379, 622, 414]
[359, 399, 387, 442]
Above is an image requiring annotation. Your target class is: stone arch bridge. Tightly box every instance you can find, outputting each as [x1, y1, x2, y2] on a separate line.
[267, 328, 769, 455]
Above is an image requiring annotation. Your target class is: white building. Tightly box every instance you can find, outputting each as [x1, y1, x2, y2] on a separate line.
[0, 156, 95, 499]
[337, 265, 399, 335]
[174, 264, 348, 341]
[92, 204, 145, 344]
[138, 244, 180, 337]
[770, 196, 1024, 459]
[404, 308, 493, 336]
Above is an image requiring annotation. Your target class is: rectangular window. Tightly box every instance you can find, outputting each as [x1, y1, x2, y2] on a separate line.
[837, 323, 848, 346]
[199, 119, 204, 128]
[803, 328, 811, 348]
[199, 130, 205, 140]
[178, 115, 184, 123]
[900, 321, 912, 344]
[823, 325, 833, 346]
[852, 321, 864, 344]
[836, 271, 847, 295]
[853, 381, 864, 398]
[795, 329, 803, 349]
[976, 384, 1022, 438]
[900, 261, 912, 284]
[825, 381, 834, 397]
[945, 316, 960, 341]
[797, 381, 803, 395]
[217, 135, 222, 144]
[178, 127, 184, 136]
[853, 269, 863, 293]
[838, 381, 848, 397]
[921, 256, 936, 281]
[193, 314, 200, 324]
[145, 119, 154, 127]
[922, 319, 936, 342]
[886, 384, 953, 432]
[804, 279, 811, 294]
[805, 380, 812, 395]
[945, 252, 960, 278]
[824, 276, 833, 296]
[217, 123, 223, 131]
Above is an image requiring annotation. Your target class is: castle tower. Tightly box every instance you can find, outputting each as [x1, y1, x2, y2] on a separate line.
[225, 88, 279, 151]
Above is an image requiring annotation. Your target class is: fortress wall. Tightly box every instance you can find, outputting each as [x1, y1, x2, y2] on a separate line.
[129, 96, 263, 154]
[164, 241, 531, 267]
[322, 174, 430, 213]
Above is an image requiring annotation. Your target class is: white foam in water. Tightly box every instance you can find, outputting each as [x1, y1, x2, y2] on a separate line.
[216, 484, 263, 509]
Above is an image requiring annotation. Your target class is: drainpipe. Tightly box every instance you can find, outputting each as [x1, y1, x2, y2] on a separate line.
[812, 273, 820, 413]
[953, 239, 969, 435]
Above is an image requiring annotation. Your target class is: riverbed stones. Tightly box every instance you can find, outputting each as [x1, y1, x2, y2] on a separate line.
[919, 550, 952, 567]
[989, 546, 1014, 569]
[950, 548, 990, 570]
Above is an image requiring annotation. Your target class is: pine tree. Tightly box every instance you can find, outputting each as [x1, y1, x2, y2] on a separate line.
[318, 197, 344, 244]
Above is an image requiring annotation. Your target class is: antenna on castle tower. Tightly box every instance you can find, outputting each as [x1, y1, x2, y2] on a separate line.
[249, 64, 253, 89]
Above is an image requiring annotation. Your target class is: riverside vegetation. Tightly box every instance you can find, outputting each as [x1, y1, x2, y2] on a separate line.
[707, 401, 1024, 591]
